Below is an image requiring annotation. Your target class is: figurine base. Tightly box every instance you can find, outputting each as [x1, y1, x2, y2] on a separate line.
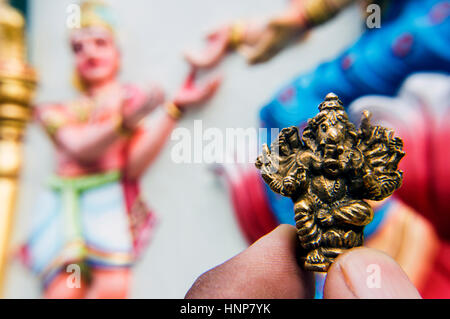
[300, 247, 348, 272]
[303, 261, 331, 272]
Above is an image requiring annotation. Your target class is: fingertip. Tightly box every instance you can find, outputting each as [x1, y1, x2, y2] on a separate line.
[183, 50, 199, 66]
[186, 224, 314, 299]
[248, 224, 297, 252]
[324, 247, 421, 299]
[208, 75, 222, 88]
[265, 224, 298, 244]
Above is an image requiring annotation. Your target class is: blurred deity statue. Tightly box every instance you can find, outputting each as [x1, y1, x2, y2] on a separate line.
[185, 0, 402, 66]
[20, 0, 220, 299]
[204, 0, 449, 298]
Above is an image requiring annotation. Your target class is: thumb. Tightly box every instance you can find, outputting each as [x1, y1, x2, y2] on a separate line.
[324, 247, 421, 299]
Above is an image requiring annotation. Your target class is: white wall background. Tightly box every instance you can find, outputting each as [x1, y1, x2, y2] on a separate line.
[5, 0, 362, 298]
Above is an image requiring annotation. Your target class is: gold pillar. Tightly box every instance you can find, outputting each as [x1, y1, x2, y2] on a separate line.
[0, 0, 37, 296]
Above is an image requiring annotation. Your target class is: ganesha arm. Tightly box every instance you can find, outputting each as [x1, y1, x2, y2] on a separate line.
[255, 145, 288, 195]
[360, 145, 404, 200]
[297, 149, 322, 171]
[256, 132, 308, 197]
[362, 170, 403, 201]
[124, 111, 177, 180]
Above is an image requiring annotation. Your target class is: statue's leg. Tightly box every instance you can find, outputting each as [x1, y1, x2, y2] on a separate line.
[44, 270, 88, 299]
[85, 267, 131, 299]
[332, 200, 374, 226]
[295, 197, 331, 271]
[321, 228, 362, 249]
[294, 197, 321, 250]
[315, 200, 369, 267]
[321, 229, 345, 265]
[321, 229, 362, 264]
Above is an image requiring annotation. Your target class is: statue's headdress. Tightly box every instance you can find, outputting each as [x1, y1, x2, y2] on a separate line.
[79, 0, 116, 34]
[318, 93, 344, 112]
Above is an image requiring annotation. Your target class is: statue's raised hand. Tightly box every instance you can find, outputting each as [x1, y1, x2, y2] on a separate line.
[173, 69, 221, 110]
[255, 127, 306, 197]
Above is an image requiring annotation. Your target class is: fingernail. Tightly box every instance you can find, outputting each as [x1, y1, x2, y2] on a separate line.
[326, 248, 421, 299]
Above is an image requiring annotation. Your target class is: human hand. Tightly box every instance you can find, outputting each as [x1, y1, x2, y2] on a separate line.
[185, 225, 421, 299]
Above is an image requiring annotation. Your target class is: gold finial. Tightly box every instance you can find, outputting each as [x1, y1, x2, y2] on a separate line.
[0, 0, 37, 296]
[325, 92, 338, 100]
[0, 0, 26, 63]
[0, 0, 36, 112]
[319, 92, 344, 111]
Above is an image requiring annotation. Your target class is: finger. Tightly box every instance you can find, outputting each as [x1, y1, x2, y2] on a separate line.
[182, 69, 197, 90]
[244, 29, 281, 64]
[174, 74, 221, 107]
[206, 26, 229, 40]
[184, 50, 212, 69]
[184, 35, 229, 69]
[190, 75, 222, 103]
[201, 75, 222, 100]
[246, 36, 276, 64]
[324, 247, 421, 299]
[186, 225, 314, 299]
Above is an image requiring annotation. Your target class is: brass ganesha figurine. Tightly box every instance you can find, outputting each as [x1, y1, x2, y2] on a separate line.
[255, 93, 405, 272]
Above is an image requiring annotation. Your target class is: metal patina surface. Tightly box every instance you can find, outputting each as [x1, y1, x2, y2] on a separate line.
[256, 93, 404, 272]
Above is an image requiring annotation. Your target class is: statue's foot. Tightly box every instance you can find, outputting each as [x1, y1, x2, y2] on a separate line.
[321, 247, 345, 259]
[297, 217, 321, 250]
[303, 248, 330, 272]
[322, 229, 343, 247]
[343, 230, 362, 248]
[317, 209, 334, 226]
[300, 230, 322, 250]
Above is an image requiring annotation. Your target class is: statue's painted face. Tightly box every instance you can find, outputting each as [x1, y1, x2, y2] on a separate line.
[71, 27, 119, 87]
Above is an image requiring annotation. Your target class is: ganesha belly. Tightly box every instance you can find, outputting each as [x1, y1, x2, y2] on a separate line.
[256, 93, 405, 271]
